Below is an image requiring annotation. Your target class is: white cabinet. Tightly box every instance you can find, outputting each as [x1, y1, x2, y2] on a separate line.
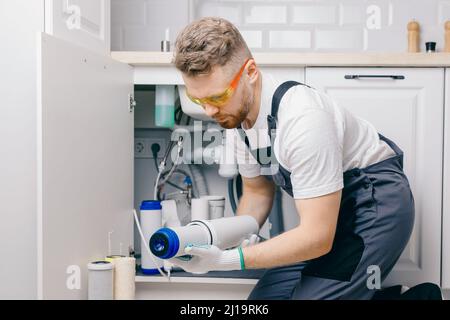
[0, 0, 125, 300]
[260, 67, 305, 84]
[37, 33, 134, 299]
[135, 276, 258, 300]
[1, 0, 132, 297]
[306, 67, 444, 287]
[443, 68, 450, 290]
[0, 0, 45, 300]
[45, 0, 110, 54]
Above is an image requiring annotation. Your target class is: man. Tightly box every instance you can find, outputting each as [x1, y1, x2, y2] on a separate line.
[169, 17, 415, 300]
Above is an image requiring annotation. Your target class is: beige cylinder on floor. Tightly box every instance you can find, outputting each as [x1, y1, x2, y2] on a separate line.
[113, 257, 136, 300]
[104, 255, 125, 298]
[408, 20, 420, 52]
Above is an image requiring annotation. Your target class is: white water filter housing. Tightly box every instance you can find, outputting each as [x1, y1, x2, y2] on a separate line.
[149, 215, 259, 259]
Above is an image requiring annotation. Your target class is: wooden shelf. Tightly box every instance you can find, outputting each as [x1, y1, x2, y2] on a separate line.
[111, 51, 450, 67]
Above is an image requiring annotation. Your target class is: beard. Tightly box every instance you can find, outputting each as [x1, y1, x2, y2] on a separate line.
[215, 85, 253, 129]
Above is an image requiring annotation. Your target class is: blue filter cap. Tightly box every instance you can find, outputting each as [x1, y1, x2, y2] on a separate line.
[149, 228, 179, 259]
[140, 200, 162, 210]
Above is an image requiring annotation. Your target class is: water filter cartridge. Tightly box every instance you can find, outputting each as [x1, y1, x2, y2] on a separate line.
[114, 257, 136, 300]
[104, 255, 125, 298]
[87, 261, 113, 300]
[140, 200, 164, 274]
[150, 215, 259, 259]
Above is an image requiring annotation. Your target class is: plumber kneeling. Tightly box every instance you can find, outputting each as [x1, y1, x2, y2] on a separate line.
[168, 17, 415, 300]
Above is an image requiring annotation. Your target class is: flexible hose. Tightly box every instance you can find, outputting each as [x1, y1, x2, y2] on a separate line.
[228, 178, 237, 213]
[189, 164, 209, 197]
[159, 143, 182, 186]
[153, 170, 163, 200]
[156, 169, 192, 200]
[154, 137, 183, 200]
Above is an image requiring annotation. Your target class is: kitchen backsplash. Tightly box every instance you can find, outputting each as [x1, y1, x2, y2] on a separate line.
[111, 0, 450, 52]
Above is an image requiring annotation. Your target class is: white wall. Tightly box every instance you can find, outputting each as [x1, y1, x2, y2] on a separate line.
[112, 0, 450, 52]
[0, 0, 44, 299]
[111, 0, 189, 51]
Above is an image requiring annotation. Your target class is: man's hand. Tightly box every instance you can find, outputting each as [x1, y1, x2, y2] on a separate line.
[240, 234, 260, 248]
[168, 245, 244, 274]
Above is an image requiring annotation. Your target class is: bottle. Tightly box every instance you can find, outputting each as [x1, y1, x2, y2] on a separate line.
[155, 85, 175, 128]
[407, 20, 420, 53]
[161, 28, 171, 52]
[445, 21, 450, 53]
[149, 215, 259, 259]
[140, 200, 164, 274]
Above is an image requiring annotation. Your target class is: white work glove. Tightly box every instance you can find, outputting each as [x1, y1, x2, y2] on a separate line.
[168, 244, 245, 274]
[240, 234, 260, 248]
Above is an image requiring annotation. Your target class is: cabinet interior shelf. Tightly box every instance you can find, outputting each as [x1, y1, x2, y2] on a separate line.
[135, 269, 265, 285]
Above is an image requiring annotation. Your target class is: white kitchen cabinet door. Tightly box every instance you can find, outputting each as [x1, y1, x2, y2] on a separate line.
[45, 0, 110, 54]
[37, 33, 134, 299]
[306, 67, 444, 287]
[260, 67, 305, 84]
[443, 68, 450, 290]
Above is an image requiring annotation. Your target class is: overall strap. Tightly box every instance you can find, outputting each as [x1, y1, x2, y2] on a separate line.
[267, 81, 311, 138]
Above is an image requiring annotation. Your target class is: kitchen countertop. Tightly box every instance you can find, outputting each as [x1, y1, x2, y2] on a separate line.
[111, 51, 450, 67]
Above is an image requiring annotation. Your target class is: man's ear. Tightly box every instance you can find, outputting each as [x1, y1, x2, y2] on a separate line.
[246, 59, 259, 85]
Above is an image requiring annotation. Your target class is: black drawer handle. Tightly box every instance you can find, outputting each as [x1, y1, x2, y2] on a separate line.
[345, 75, 405, 80]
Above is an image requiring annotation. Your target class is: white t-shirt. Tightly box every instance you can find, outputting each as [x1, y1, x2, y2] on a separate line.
[228, 72, 396, 199]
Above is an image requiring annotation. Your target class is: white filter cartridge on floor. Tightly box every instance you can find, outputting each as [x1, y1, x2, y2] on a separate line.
[114, 257, 136, 300]
[87, 261, 113, 300]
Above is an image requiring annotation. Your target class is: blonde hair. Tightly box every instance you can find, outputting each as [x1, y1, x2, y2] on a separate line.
[174, 17, 252, 77]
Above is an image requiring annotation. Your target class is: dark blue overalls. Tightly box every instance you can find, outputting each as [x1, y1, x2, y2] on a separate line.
[239, 81, 415, 300]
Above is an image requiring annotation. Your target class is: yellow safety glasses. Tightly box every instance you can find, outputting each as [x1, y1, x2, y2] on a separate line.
[186, 58, 251, 107]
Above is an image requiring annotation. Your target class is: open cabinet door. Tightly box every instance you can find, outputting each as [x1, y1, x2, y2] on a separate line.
[37, 33, 134, 299]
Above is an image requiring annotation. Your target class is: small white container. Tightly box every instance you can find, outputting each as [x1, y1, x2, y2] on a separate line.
[140, 200, 164, 274]
[87, 261, 113, 300]
[191, 198, 210, 221]
[201, 196, 226, 220]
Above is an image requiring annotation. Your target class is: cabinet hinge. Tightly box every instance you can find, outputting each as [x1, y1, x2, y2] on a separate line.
[129, 94, 136, 113]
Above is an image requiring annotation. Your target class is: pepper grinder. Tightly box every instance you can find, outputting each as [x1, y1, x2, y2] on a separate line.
[407, 20, 420, 53]
[445, 21, 450, 53]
